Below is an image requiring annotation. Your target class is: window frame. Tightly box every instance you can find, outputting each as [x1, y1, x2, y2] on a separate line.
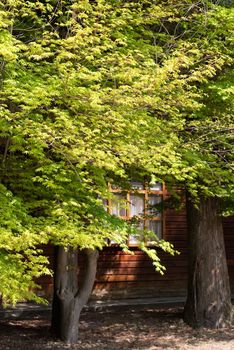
[107, 181, 166, 246]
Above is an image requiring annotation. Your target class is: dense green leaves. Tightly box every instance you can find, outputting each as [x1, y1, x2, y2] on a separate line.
[0, 184, 50, 305]
[0, 0, 233, 304]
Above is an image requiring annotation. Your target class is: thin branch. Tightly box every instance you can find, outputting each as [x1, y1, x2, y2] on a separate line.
[2, 138, 10, 166]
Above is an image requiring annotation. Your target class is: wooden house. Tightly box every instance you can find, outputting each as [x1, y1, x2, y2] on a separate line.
[39, 182, 234, 301]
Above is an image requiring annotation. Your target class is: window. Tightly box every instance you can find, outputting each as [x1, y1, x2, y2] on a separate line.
[107, 181, 165, 246]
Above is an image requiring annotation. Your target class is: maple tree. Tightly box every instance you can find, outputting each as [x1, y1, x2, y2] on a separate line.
[0, 0, 233, 343]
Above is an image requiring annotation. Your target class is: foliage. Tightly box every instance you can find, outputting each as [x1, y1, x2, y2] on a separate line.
[180, 67, 234, 202]
[0, 184, 50, 305]
[0, 0, 233, 304]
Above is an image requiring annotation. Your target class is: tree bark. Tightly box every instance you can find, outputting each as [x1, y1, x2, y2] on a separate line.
[184, 195, 232, 328]
[51, 246, 99, 344]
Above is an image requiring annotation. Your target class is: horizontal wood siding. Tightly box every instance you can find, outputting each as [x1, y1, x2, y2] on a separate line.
[90, 208, 188, 300]
[224, 217, 234, 293]
[37, 212, 234, 301]
[36, 245, 54, 299]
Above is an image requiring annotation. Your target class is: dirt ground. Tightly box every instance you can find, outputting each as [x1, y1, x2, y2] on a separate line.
[0, 305, 234, 350]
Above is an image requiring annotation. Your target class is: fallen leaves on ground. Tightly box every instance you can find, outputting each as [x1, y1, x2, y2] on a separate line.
[0, 305, 234, 349]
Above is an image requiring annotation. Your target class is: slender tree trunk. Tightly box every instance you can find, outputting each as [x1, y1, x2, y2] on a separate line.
[184, 195, 232, 328]
[51, 246, 99, 344]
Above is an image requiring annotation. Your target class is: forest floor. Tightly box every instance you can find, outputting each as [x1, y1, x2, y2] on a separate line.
[0, 305, 234, 350]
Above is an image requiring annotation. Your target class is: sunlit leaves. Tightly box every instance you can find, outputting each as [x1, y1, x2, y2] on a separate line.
[0, 0, 233, 305]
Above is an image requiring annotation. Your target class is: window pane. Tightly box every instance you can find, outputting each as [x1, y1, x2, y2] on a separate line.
[147, 195, 162, 217]
[149, 220, 162, 238]
[131, 181, 144, 190]
[111, 184, 120, 190]
[102, 199, 108, 212]
[128, 234, 139, 245]
[129, 221, 144, 245]
[112, 193, 127, 216]
[130, 194, 144, 217]
[149, 182, 162, 191]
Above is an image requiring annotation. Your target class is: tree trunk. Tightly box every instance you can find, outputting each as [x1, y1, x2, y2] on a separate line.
[51, 246, 99, 344]
[184, 195, 232, 328]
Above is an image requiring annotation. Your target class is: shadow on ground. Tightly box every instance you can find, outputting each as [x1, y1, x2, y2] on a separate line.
[0, 305, 234, 349]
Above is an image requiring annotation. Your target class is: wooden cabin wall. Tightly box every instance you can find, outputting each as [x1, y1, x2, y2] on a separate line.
[224, 216, 234, 294]
[37, 213, 234, 301]
[91, 208, 188, 300]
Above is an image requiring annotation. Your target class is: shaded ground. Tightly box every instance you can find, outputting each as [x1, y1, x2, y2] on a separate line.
[0, 305, 234, 349]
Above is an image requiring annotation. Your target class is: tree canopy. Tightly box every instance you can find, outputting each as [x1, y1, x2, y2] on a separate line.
[0, 0, 233, 304]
